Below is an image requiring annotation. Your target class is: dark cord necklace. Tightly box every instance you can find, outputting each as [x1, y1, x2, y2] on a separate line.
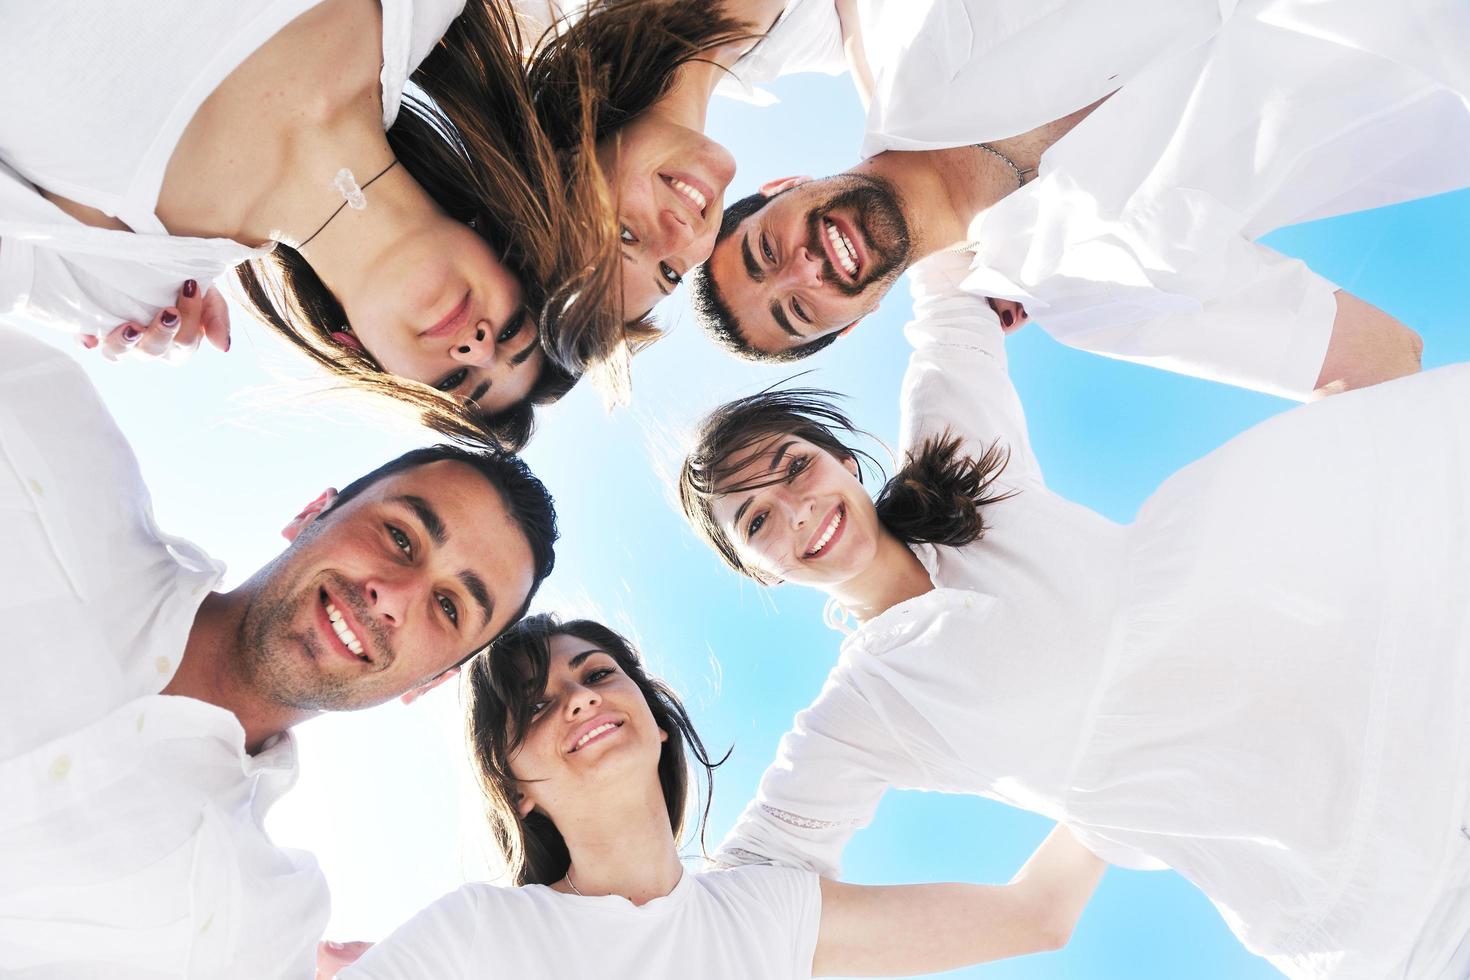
[297, 158, 399, 251]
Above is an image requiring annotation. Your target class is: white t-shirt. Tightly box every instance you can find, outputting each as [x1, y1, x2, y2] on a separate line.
[0, 326, 329, 979]
[0, 0, 464, 334]
[342, 866, 821, 980]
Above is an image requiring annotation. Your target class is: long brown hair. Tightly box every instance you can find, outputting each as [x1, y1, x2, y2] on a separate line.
[466, 613, 727, 886]
[236, 0, 600, 449]
[525, 0, 756, 401]
[678, 387, 1015, 583]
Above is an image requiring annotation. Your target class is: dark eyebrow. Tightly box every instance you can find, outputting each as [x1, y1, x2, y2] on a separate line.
[458, 570, 493, 630]
[395, 494, 446, 547]
[741, 233, 764, 283]
[567, 648, 603, 670]
[510, 334, 539, 367]
[468, 381, 490, 405]
[729, 440, 793, 535]
[770, 302, 800, 338]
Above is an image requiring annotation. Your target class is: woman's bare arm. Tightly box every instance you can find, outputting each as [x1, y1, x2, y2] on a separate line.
[812, 825, 1105, 977]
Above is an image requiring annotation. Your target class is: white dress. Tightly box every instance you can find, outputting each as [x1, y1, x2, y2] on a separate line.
[340, 866, 821, 980]
[0, 0, 464, 334]
[729, 0, 1470, 400]
[716, 253, 1470, 979]
[0, 326, 328, 979]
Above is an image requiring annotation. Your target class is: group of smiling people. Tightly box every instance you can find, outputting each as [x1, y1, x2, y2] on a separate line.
[4, 0, 1470, 977]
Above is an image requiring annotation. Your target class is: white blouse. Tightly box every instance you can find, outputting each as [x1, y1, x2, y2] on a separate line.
[717, 252, 1470, 979]
[727, 0, 1470, 401]
[341, 866, 821, 980]
[0, 0, 465, 334]
[0, 327, 328, 979]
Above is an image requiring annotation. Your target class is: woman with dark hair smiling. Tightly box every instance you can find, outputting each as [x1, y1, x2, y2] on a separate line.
[335, 612, 1106, 978]
[677, 252, 1470, 977]
[0, 0, 619, 448]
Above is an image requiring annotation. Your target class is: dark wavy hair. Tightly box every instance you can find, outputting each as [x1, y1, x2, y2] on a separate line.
[465, 613, 728, 885]
[525, 0, 757, 401]
[236, 0, 597, 449]
[678, 386, 1014, 584]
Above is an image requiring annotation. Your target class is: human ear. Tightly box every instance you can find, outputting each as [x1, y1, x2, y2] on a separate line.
[759, 175, 812, 197]
[282, 489, 338, 541]
[841, 454, 860, 478]
[330, 327, 365, 353]
[515, 788, 536, 820]
[399, 665, 460, 706]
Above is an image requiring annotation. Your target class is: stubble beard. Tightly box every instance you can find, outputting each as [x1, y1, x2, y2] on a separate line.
[806, 175, 912, 302]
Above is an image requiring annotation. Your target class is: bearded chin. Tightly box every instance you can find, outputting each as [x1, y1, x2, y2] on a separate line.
[233, 587, 356, 712]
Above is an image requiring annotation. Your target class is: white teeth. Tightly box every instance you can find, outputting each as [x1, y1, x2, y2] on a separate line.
[825, 220, 858, 277]
[807, 508, 843, 557]
[667, 176, 707, 214]
[324, 600, 367, 659]
[574, 722, 619, 751]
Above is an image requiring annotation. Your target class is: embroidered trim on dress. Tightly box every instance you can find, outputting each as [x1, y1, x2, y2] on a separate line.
[761, 803, 853, 830]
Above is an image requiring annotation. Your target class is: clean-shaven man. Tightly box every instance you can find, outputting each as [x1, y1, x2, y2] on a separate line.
[0, 326, 558, 979]
[696, 0, 1469, 400]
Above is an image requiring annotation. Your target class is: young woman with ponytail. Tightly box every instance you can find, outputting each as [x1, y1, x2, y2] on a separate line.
[677, 250, 1470, 977]
[337, 613, 1106, 978]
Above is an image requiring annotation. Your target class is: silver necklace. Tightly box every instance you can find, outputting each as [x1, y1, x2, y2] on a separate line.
[974, 142, 1036, 189]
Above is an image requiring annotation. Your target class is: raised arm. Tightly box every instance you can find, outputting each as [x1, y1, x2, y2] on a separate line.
[813, 825, 1105, 977]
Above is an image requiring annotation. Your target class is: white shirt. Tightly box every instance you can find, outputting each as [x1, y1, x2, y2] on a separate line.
[340, 866, 822, 980]
[729, 0, 1470, 400]
[0, 0, 465, 335]
[717, 252, 1470, 979]
[0, 326, 329, 979]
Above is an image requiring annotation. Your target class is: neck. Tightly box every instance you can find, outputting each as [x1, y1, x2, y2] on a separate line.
[554, 781, 685, 906]
[853, 97, 1111, 261]
[290, 160, 440, 303]
[828, 529, 935, 624]
[166, 589, 318, 755]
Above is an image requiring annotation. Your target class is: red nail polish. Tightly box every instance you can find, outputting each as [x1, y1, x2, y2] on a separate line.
[161, 309, 179, 329]
[182, 279, 198, 298]
[1001, 310, 1015, 328]
[225, 335, 232, 353]
[122, 325, 140, 342]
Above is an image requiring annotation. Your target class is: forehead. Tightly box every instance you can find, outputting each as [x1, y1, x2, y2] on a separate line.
[708, 433, 829, 521]
[547, 632, 606, 667]
[351, 460, 537, 633]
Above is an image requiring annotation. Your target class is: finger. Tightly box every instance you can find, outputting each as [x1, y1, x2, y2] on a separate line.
[200, 286, 231, 352]
[135, 307, 182, 357]
[75, 333, 100, 351]
[100, 322, 144, 361]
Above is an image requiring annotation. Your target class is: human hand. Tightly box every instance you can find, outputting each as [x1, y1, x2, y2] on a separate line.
[316, 939, 373, 978]
[78, 279, 231, 362]
[987, 298, 1029, 334]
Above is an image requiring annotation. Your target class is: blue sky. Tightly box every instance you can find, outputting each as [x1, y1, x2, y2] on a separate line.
[52, 66, 1470, 979]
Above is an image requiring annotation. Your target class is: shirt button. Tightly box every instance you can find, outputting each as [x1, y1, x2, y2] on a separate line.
[198, 912, 214, 935]
[155, 656, 172, 675]
[48, 755, 71, 781]
[964, 597, 975, 608]
[136, 713, 146, 734]
[27, 478, 44, 497]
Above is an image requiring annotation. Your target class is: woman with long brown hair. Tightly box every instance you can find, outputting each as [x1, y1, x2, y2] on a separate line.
[336, 612, 1106, 978]
[0, 0, 617, 447]
[677, 251, 1470, 977]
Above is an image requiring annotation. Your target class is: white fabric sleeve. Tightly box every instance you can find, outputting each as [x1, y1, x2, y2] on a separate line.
[339, 888, 479, 980]
[901, 251, 1046, 490]
[1025, 237, 1339, 402]
[714, 667, 918, 879]
[716, 0, 846, 105]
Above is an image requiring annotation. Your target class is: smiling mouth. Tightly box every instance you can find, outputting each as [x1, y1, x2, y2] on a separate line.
[320, 589, 371, 664]
[662, 173, 709, 218]
[569, 720, 624, 753]
[821, 217, 861, 280]
[804, 503, 845, 559]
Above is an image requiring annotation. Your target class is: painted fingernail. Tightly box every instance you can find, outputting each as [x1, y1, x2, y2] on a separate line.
[1001, 310, 1015, 328]
[122, 325, 141, 343]
[161, 309, 180, 329]
[182, 279, 198, 298]
[225, 332, 232, 353]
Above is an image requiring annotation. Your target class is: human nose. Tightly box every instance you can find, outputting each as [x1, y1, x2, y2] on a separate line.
[361, 570, 415, 628]
[449, 320, 495, 365]
[779, 486, 816, 530]
[656, 206, 697, 254]
[777, 245, 823, 290]
[564, 683, 602, 717]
